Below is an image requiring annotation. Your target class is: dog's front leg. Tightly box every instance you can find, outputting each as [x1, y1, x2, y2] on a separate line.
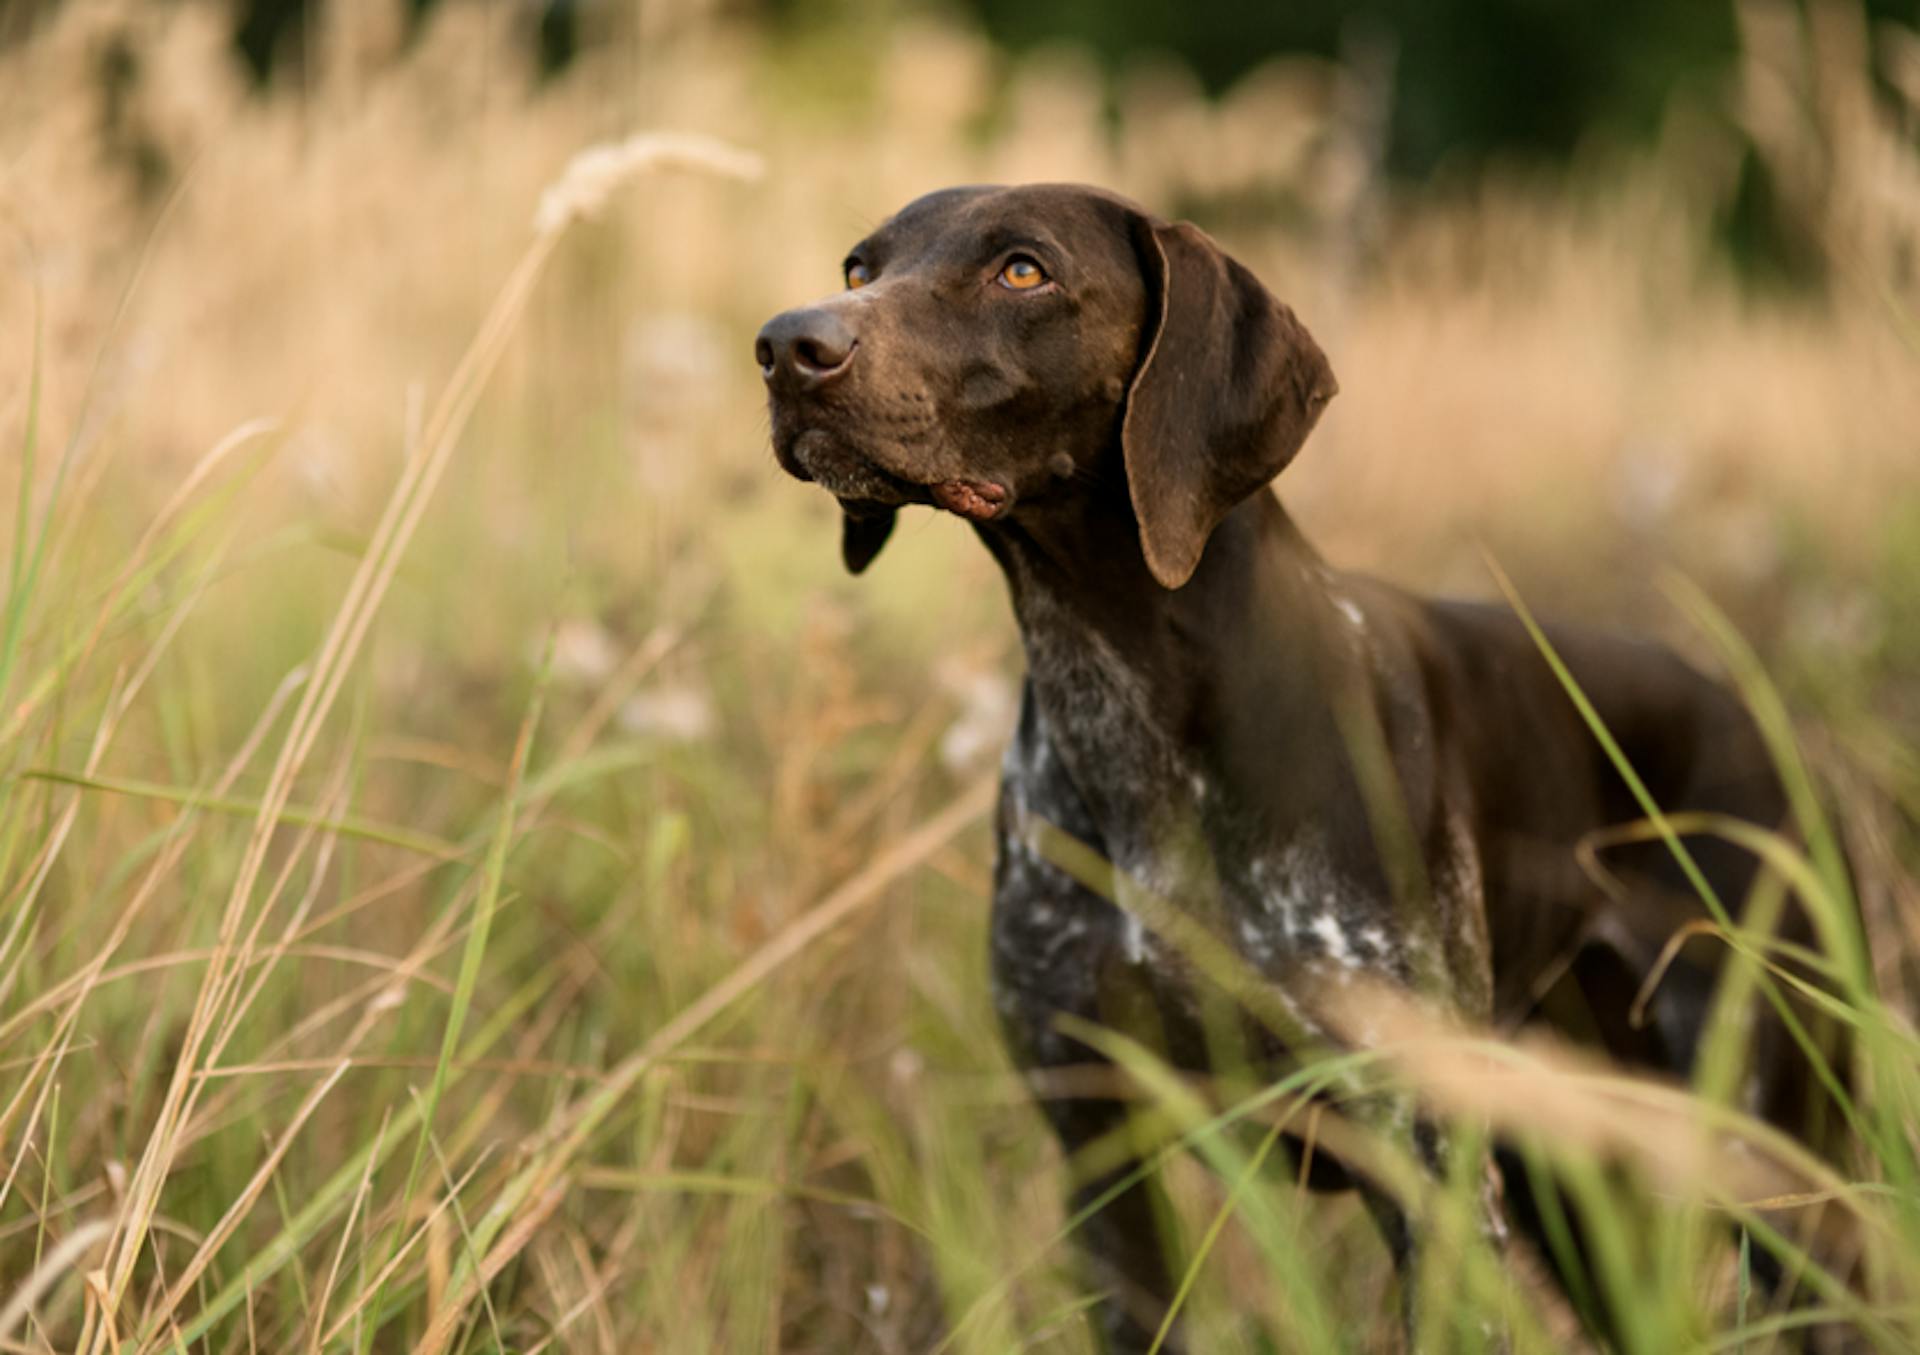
[996, 941, 1188, 1353]
[1352, 1105, 1514, 1355]
[1044, 1092, 1185, 1355]
[992, 862, 1187, 1343]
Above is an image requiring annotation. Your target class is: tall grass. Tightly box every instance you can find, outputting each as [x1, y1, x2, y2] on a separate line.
[1, 0, 1916, 1350]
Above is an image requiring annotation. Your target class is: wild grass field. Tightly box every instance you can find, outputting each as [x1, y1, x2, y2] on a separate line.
[1, 1, 1918, 1351]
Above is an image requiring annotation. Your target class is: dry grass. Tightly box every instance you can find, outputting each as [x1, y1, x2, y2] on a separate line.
[0, 0, 1916, 1350]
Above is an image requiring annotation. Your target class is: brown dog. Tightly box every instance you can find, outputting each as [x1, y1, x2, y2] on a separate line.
[758, 184, 1841, 1352]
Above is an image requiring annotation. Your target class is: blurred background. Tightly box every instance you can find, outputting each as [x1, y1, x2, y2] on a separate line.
[0, 1, 1916, 1350]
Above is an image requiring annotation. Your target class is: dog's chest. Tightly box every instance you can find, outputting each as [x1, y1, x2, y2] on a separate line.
[992, 609, 1427, 1016]
[1013, 600, 1188, 872]
[989, 684, 1206, 1065]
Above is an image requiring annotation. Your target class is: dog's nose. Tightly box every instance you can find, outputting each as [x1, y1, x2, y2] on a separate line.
[755, 308, 857, 390]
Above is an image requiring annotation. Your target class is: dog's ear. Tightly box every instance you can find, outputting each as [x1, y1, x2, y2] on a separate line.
[1122, 218, 1337, 589]
[841, 506, 896, 574]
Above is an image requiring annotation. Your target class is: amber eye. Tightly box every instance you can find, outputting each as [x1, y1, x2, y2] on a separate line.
[998, 256, 1047, 291]
[845, 261, 871, 290]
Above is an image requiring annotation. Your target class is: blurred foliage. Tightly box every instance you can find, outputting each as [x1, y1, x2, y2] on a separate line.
[198, 0, 1920, 175]
[7, 0, 1919, 285]
[9, 0, 1915, 179]
[956, 0, 1919, 175]
[960, 0, 1739, 176]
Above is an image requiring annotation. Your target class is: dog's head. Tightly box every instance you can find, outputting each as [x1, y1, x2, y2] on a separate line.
[756, 184, 1336, 588]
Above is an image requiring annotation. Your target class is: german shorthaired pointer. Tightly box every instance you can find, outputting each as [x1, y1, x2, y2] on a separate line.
[757, 184, 1838, 1352]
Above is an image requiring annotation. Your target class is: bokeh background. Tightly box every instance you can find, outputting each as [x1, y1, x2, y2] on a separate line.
[1, 1, 1916, 1350]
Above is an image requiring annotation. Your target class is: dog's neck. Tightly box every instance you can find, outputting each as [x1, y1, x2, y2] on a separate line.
[978, 483, 1355, 846]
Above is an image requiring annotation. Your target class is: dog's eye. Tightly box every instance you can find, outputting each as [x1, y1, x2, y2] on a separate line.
[997, 256, 1047, 291]
[845, 262, 872, 290]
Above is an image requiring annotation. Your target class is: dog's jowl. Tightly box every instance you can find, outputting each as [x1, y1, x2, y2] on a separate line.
[758, 184, 1847, 1354]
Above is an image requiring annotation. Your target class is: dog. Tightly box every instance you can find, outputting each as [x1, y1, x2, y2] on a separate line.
[757, 184, 1843, 1352]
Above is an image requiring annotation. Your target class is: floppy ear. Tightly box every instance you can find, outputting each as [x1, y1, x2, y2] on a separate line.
[1122, 218, 1338, 589]
[840, 506, 897, 574]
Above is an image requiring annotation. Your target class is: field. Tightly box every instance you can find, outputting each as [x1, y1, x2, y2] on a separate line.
[2, 2, 1918, 1351]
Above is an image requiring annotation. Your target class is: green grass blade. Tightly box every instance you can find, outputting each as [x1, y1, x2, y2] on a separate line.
[1482, 553, 1869, 1152]
[1665, 574, 1864, 992]
[367, 637, 554, 1344]
[13, 769, 464, 860]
